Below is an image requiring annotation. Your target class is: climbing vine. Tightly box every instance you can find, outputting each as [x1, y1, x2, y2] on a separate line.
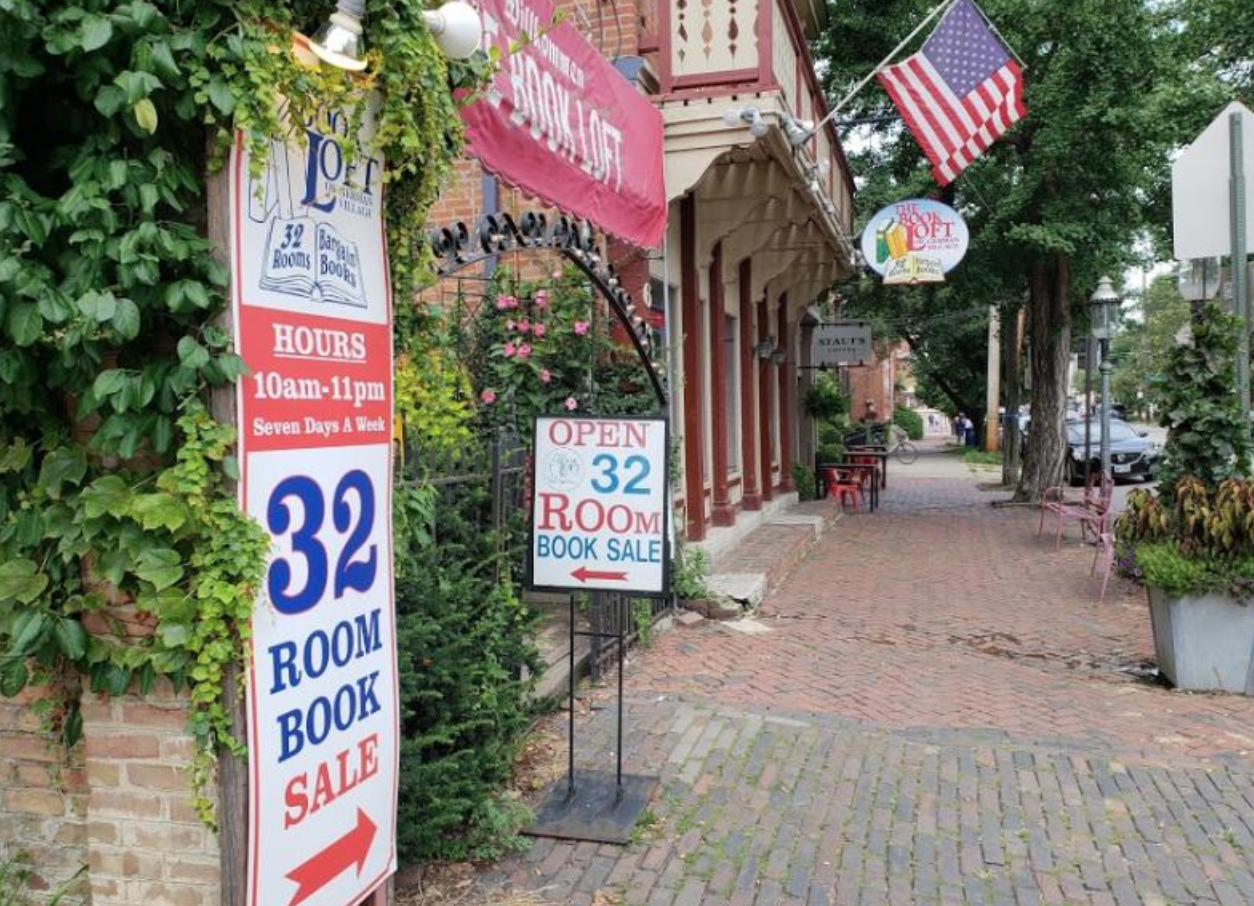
[0, 0, 479, 824]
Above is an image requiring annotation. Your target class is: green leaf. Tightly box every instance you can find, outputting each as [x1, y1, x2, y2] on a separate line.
[63, 704, 83, 747]
[135, 548, 183, 591]
[37, 447, 87, 499]
[53, 618, 88, 661]
[93, 369, 127, 397]
[8, 610, 49, 656]
[177, 336, 210, 369]
[153, 415, 174, 454]
[130, 492, 188, 532]
[134, 99, 158, 135]
[94, 85, 127, 117]
[6, 301, 40, 347]
[0, 657, 28, 697]
[205, 78, 236, 116]
[81, 475, 131, 519]
[157, 620, 191, 647]
[0, 439, 33, 474]
[112, 298, 141, 339]
[0, 560, 49, 605]
[80, 14, 113, 51]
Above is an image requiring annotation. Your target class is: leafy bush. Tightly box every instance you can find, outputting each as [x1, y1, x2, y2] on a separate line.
[672, 543, 711, 600]
[793, 463, 817, 501]
[1152, 302, 1250, 496]
[393, 480, 541, 863]
[893, 406, 924, 441]
[805, 373, 847, 421]
[1116, 477, 1254, 599]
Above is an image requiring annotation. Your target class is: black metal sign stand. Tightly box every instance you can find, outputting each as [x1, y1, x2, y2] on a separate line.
[522, 592, 658, 845]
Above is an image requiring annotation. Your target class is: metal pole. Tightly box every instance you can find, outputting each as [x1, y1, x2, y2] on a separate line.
[1230, 112, 1250, 428]
[616, 595, 625, 803]
[1084, 337, 1093, 489]
[1100, 337, 1113, 479]
[567, 593, 576, 800]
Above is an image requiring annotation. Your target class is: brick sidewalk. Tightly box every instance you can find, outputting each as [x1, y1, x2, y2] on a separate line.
[456, 468, 1254, 906]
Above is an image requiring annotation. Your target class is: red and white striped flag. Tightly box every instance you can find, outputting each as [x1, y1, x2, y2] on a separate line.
[877, 0, 1026, 186]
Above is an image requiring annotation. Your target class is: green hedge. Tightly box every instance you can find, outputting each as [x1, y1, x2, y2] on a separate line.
[393, 482, 541, 863]
[894, 406, 924, 440]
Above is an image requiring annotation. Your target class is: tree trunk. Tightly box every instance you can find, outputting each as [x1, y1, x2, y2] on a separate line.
[1002, 306, 1024, 487]
[1014, 254, 1072, 502]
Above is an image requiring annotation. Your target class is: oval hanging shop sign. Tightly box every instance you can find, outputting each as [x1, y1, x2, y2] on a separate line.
[860, 199, 969, 285]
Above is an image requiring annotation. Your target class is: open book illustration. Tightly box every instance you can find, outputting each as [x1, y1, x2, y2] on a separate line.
[260, 216, 367, 308]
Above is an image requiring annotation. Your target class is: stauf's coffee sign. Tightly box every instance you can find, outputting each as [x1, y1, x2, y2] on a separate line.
[812, 322, 872, 366]
[860, 199, 968, 285]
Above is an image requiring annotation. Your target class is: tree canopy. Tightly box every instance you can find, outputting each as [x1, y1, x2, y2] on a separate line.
[817, 0, 1229, 497]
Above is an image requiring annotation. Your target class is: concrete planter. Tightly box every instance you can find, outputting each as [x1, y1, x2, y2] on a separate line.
[1147, 587, 1254, 694]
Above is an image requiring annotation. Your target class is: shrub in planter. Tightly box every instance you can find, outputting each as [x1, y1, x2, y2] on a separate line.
[1117, 477, 1254, 692]
[793, 463, 817, 501]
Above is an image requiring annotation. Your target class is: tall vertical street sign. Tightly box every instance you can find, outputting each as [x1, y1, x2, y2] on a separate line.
[231, 106, 398, 906]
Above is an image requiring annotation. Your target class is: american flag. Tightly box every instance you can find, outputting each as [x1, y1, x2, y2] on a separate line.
[877, 0, 1025, 186]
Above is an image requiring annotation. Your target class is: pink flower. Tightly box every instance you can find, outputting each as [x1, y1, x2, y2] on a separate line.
[481, 389, 497, 404]
[517, 319, 531, 334]
[535, 290, 550, 309]
[496, 295, 516, 310]
[503, 341, 516, 358]
[573, 321, 590, 336]
[539, 368, 552, 384]
[564, 396, 578, 411]
[551, 270, 563, 280]
[506, 319, 516, 331]
[532, 323, 547, 338]
[516, 343, 532, 359]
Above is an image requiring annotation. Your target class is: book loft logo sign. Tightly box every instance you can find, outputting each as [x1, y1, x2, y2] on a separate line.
[247, 107, 378, 308]
[860, 199, 969, 285]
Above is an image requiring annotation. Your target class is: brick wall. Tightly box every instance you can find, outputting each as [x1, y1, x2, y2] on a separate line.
[81, 682, 219, 906]
[0, 686, 88, 900]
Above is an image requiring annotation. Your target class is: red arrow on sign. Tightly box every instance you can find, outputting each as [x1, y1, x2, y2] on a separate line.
[571, 567, 629, 583]
[285, 808, 377, 906]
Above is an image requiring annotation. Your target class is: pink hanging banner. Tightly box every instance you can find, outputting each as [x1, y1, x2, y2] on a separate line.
[460, 0, 667, 248]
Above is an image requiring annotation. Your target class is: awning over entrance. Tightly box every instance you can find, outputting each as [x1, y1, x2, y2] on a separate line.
[460, 0, 668, 248]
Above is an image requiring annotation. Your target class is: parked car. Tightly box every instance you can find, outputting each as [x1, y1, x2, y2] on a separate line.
[1065, 418, 1159, 485]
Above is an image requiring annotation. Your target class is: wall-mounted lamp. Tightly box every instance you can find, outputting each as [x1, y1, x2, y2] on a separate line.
[310, 0, 483, 70]
[723, 106, 770, 139]
[769, 351, 785, 366]
[780, 111, 815, 147]
[754, 340, 776, 359]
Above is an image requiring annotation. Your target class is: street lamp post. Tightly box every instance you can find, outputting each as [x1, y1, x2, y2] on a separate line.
[1090, 277, 1121, 481]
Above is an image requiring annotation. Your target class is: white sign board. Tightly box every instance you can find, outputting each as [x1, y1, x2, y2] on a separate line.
[231, 106, 397, 906]
[1172, 101, 1254, 260]
[530, 415, 669, 595]
[812, 322, 872, 366]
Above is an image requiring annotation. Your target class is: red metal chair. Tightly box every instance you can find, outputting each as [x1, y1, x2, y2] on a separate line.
[821, 467, 863, 512]
[1038, 471, 1113, 548]
[1091, 530, 1116, 603]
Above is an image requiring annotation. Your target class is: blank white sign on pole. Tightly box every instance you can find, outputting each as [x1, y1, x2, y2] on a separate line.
[1172, 101, 1254, 260]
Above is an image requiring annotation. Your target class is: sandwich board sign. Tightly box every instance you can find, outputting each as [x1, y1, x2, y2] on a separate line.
[230, 103, 398, 906]
[529, 415, 669, 595]
[812, 322, 872, 366]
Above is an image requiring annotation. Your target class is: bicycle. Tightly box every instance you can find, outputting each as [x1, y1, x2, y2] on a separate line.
[846, 423, 918, 465]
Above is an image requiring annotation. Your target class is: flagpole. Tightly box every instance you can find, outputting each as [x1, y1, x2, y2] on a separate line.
[807, 0, 958, 139]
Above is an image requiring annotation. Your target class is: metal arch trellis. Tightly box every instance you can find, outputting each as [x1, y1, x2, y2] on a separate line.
[428, 211, 669, 409]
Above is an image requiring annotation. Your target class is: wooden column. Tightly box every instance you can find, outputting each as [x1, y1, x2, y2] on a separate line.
[709, 242, 733, 526]
[738, 259, 761, 510]
[778, 297, 795, 492]
[680, 195, 706, 540]
[758, 297, 773, 502]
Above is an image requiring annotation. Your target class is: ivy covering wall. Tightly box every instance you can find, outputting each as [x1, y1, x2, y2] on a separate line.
[0, 0, 474, 825]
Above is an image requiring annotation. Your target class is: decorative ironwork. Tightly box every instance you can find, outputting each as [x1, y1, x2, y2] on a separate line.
[428, 212, 667, 407]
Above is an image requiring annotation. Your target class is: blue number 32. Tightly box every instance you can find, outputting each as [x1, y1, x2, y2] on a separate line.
[266, 470, 378, 614]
